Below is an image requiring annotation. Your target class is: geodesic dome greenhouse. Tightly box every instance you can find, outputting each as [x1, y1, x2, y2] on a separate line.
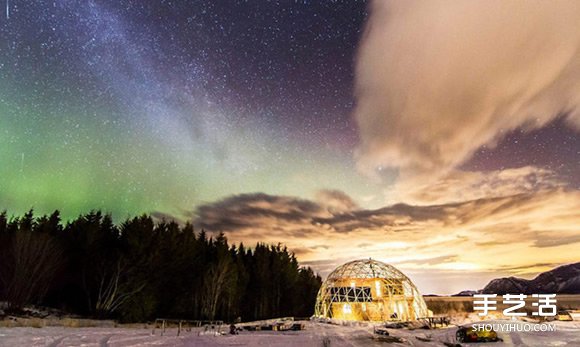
[314, 259, 429, 322]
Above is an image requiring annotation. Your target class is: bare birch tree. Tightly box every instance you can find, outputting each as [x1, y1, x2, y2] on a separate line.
[0, 231, 62, 312]
[201, 257, 233, 320]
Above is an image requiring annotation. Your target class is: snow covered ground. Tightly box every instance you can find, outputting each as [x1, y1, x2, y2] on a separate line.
[0, 320, 578, 346]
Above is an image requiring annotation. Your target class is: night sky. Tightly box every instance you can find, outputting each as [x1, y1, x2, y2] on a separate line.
[1, 0, 375, 217]
[1, 1, 579, 293]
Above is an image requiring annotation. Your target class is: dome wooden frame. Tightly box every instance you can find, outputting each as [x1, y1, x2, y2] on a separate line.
[314, 259, 429, 321]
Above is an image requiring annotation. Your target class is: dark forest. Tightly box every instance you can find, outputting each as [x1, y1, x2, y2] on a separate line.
[0, 210, 321, 323]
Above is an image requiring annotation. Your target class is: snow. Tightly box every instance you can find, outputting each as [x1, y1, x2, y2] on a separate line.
[0, 320, 578, 346]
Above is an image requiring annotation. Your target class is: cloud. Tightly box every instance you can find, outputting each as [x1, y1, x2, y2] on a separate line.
[315, 189, 359, 213]
[498, 263, 564, 272]
[398, 255, 458, 266]
[192, 187, 580, 294]
[194, 193, 330, 239]
[532, 233, 580, 248]
[292, 244, 331, 256]
[354, 0, 580, 183]
[391, 166, 564, 205]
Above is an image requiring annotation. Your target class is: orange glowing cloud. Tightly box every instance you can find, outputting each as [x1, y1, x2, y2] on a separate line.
[193, 179, 580, 294]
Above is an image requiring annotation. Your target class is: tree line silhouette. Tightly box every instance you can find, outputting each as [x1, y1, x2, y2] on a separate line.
[0, 210, 322, 322]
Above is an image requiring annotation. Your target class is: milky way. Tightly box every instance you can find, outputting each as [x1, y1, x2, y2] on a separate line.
[0, 1, 375, 217]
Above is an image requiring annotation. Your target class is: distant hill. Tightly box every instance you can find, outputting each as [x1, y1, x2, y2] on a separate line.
[452, 290, 481, 297]
[481, 262, 580, 295]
